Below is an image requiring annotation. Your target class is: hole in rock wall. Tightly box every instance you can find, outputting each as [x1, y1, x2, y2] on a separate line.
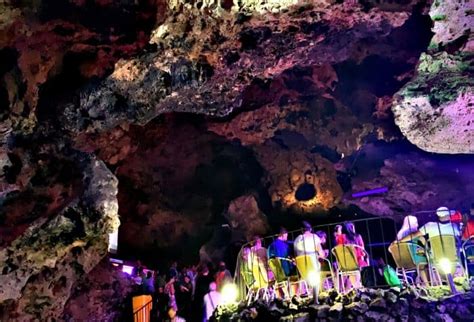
[294, 183, 317, 201]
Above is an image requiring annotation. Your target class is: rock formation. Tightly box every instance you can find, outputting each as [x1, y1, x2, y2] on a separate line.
[392, 0, 474, 154]
[0, 0, 473, 319]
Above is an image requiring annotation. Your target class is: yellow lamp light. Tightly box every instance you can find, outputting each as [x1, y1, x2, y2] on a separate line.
[307, 270, 320, 287]
[439, 258, 452, 274]
[221, 283, 239, 304]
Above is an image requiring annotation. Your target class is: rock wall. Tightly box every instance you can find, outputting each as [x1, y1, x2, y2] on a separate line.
[392, 0, 474, 154]
[0, 0, 473, 319]
[0, 153, 119, 320]
[214, 287, 474, 321]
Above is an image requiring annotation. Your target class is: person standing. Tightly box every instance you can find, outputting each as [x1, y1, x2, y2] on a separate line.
[215, 261, 232, 291]
[203, 282, 222, 322]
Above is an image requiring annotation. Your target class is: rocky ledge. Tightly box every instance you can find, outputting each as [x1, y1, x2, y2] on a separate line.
[214, 285, 474, 322]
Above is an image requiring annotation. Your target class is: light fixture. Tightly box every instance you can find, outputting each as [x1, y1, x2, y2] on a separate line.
[221, 283, 239, 304]
[439, 258, 451, 274]
[307, 270, 320, 287]
[122, 265, 134, 275]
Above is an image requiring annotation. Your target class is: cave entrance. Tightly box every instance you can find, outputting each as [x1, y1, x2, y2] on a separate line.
[294, 183, 317, 201]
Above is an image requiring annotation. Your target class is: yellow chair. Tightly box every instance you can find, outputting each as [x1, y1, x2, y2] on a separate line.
[133, 295, 152, 322]
[331, 244, 364, 293]
[268, 257, 290, 299]
[429, 234, 465, 284]
[295, 254, 319, 299]
[388, 241, 428, 286]
[246, 257, 270, 304]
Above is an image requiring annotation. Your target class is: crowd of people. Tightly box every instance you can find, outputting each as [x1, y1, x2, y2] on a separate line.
[239, 220, 369, 292]
[238, 204, 474, 295]
[129, 204, 474, 320]
[131, 260, 232, 321]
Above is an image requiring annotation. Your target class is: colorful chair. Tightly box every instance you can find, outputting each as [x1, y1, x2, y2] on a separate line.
[331, 244, 365, 293]
[246, 257, 270, 304]
[388, 241, 428, 286]
[295, 254, 319, 300]
[429, 234, 465, 285]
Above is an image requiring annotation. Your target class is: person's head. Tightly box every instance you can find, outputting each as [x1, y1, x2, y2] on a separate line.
[209, 281, 217, 292]
[241, 247, 251, 260]
[200, 263, 210, 275]
[146, 271, 153, 279]
[345, 222, 356, 233]
[278, 227, 288, 241]
[158, 286, 164, 293]
[168, 306, 178, 319]
[334, 225, 342, 235]
[171, 261, 177, 268]
[218, 261, 226, 271]
[436, 206, 451, 222]
[343, 222, 357, 242]
[302, 221, 312, 233]
[184, 275, 191, 283]
[253, 236, 262, 248]
[397, 215, 418, 240]
[316, 231, 327, 244]
[470, 203, 474, 216]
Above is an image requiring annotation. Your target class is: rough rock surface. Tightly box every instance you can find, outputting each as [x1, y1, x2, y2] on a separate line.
[214, 287, 474, 322]
[392, 0, 474, 153]
[0, 153, 119, 320]
[62, 258, 134, 322]
[345, 143, 474, 219]
[0, 0, 472, 319]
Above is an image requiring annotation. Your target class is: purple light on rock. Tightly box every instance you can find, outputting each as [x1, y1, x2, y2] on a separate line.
[352, 187, 389, 198]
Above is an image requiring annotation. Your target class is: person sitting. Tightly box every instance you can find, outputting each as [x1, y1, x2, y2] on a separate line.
[401, 206, 461, 241]
[294, 221, 324, 258]
[268, 227, 295, 276]
[342, 222, 368, 267]
[334, 224, 345, 245]
[394, 215, 429, 285]
[462, 204, 474, 276]
[462, 203, 474, 241]
[340, 222, 367, 289]
[203, 282, 222, 322]
[250, 236, 268, 269]
[316, 230, 333, 289]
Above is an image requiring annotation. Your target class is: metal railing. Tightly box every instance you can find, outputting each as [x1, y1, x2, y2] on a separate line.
[236, 212, 470, 299]
[133, 298, 153, 322]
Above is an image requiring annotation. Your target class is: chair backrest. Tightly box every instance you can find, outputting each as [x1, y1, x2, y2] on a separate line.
[250, 258, 268, 289]
[430, 234, 459, 263]
[331, 244, 359, 272]
[295, 254, 318, 281]
[388, 242, 418, 270]
[268, 258, 287, 283]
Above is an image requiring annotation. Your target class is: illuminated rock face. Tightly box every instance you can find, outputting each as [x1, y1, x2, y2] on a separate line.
[0, 0, 473, 319]
[392, 0, 474, 154]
